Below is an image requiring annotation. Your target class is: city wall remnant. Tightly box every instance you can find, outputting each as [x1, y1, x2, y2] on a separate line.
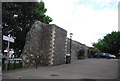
[22, 21, 67, 67]
[22, 21, 89, 67]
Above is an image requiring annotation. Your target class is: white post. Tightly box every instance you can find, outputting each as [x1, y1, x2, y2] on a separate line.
[6, 34, 10, 70]
[7, 34, 10, 55]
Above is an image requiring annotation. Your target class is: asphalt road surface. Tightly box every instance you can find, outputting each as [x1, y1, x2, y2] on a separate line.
[0, 66, 2, 81]
[2, 58, 119, 79]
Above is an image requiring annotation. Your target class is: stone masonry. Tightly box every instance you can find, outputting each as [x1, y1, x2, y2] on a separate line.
[22, 21, 67, 67]
[67, 39, 89, 62]
[22, 21, 89, 67]
[52, 25, 67, 65]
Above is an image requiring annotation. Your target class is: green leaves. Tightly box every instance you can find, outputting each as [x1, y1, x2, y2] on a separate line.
[43, 16, 53, 24]
[2, 2, 53, 57]
[92, 31, 120, 55]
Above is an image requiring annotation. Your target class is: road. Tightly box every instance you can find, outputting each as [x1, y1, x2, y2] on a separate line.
[0, 66, 1, 81]
[2, 58, 118, 79]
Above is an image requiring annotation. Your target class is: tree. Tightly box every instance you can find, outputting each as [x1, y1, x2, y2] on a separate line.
[88, 47, 98, 58]
[92, 31, 120, 56]
[2, 2, 53, 57]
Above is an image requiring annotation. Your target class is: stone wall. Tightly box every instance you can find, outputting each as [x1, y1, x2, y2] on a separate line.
[67, 39, 89, 62]
[52, 25, 67, 65]
[22, 21, 89, 67]
[22, 21, 67, 67]
[22, 22, 44, 67]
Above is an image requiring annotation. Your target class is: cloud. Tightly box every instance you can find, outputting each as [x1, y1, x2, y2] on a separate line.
[71, 4, 118, 46]
[41, 0, 118, 47]
[75, 0, 118, 10]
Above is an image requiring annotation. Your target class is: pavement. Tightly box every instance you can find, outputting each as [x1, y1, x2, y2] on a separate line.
[2, 58, 119, 79]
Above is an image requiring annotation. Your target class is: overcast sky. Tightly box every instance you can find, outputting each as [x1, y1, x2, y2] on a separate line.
[40, 0, 118, 47]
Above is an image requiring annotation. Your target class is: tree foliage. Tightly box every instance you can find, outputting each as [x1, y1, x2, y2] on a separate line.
[2, 2, 53, 57]
[92, 31, 120, 55]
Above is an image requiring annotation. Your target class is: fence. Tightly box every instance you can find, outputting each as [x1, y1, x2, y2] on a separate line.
[2, 58, 23, 70]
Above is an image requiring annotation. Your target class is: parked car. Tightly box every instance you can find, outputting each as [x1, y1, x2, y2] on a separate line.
[94, 52, 116, 59]
[108, 54, 116, 58]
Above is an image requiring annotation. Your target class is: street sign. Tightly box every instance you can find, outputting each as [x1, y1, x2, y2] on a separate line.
[3, 35, 14, 43]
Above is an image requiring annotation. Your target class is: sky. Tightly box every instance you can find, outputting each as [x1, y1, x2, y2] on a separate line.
[40, 0, 118, 47]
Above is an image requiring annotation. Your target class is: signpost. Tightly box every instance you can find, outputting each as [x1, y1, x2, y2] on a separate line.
[3, 35, 14, 43]
[3, 34, 15, 57]
[3, 34, 15, 70]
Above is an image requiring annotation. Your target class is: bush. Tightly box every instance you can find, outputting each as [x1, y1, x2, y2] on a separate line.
[77, 49, 85, 59]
